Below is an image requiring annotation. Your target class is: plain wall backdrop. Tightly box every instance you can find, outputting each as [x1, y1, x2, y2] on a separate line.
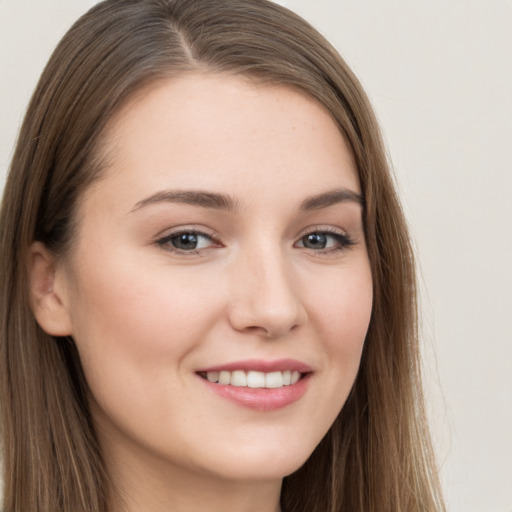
[1, 1, 511, 510]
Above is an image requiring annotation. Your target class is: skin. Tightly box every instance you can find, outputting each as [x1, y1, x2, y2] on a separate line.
[31, 74, 373, 512]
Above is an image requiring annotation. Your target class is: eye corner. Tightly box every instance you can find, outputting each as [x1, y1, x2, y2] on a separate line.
[155, 227, 223, 256]
[294, 227, 355, 255]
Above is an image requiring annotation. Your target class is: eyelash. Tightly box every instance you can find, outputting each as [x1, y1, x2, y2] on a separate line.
[155, 227, 355, 256]
[294, 228, 355, 254]
[156, 229, 221, 255]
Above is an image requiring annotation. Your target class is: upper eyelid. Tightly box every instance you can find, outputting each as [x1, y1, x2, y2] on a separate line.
[155, 230, 221, 257]
[296, 225, 350, 238]
[155, 225, 348, 237]
[155, 227, 219, 248]
[155, 225, 218, 240]
[154, 225, 354, 247]
[296, 231, 353, 244]
[155, 225, 351, 238]
[295, 227, 356, 250]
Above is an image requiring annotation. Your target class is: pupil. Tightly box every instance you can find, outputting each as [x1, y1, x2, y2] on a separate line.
[173, 233, 198, 250]
[305, 233, 326, 249]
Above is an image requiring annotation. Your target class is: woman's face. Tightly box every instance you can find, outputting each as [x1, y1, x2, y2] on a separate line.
[56, 74, 372, 486]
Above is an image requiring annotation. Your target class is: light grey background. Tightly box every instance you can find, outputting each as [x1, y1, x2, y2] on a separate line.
[1, 1, 511, 511]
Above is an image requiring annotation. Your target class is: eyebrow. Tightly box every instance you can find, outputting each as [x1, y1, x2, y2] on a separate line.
[299, 188, 363, 210]
[131, 190, 237, 213]
[130, 187, 363, 213]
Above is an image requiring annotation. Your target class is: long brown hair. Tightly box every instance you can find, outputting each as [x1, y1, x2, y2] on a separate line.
[0, 1, 445, 510]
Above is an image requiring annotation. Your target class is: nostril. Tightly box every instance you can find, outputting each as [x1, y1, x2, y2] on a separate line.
[240, 323, 298, 339]
[246, 325, 272, 337]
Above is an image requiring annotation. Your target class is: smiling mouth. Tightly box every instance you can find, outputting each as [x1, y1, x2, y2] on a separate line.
[198, 370, 305, 389]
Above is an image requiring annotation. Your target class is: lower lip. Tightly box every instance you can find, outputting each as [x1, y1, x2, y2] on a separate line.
[199, 374, 311, 411]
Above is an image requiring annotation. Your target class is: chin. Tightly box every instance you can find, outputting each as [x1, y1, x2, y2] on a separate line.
[193, 434, 319, 482]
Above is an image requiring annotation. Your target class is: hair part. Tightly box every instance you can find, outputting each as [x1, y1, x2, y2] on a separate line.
[0, 1, 445, 510]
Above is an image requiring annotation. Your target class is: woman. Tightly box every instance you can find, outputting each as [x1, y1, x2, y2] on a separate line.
[0, 1, 445, 511]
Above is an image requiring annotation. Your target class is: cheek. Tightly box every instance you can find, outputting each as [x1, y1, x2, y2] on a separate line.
[71, 255, 218, 346]
[306, 258, 372, 410]
[310, 261, 373, 355]
[66, 254, 226, 405]
[66, 259, 225, 443]
[291, 260, 372, 447]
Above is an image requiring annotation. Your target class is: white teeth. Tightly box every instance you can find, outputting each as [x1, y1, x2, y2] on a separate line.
[230, 370, 247, 387]
[218, 371, 231, 385]
[206, 371, 219, 383]
[265, 371, 283, 388]
[204, 369, 304, 388]
[247, 371, 266, 388]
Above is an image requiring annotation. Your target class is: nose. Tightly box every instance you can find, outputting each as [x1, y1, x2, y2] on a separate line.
[227, 246, 307, 339]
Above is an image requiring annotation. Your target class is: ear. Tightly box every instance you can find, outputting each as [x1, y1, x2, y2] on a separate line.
[28, 241, 73, 336]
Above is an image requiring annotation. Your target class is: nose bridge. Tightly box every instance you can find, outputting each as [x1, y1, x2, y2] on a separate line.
[228, 238, 305, 337]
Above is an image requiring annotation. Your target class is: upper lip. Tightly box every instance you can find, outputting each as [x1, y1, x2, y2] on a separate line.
[196, 358, 313, 374]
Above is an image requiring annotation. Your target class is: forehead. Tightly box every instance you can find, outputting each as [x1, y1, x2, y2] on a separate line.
[88, 73, 359, 207]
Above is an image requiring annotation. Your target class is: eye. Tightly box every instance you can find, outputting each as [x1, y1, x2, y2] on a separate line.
[156, 230, 218, 253]
[295, 230, 354, 252]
